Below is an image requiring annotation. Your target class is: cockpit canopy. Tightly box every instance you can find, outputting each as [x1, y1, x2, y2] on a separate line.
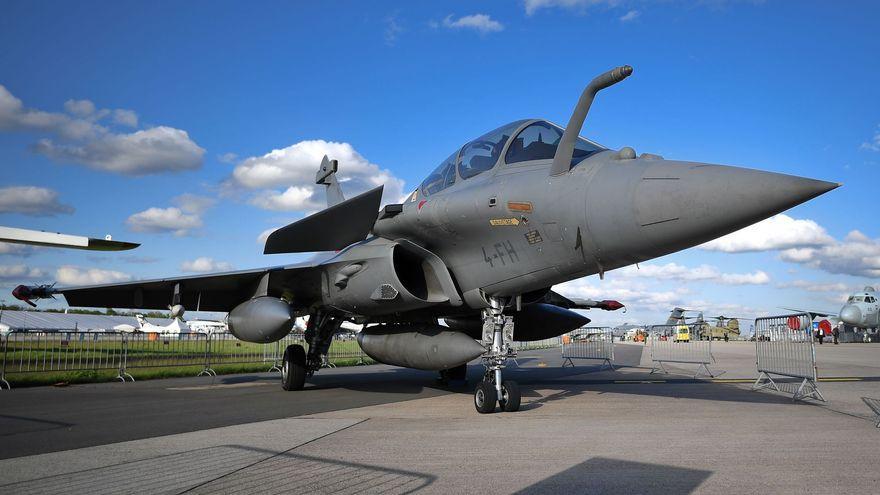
[419, 120, 606, 197]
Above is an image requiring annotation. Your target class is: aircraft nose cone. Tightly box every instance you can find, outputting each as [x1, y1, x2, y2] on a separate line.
[840, 305, 861, 325]
[584, 160, 839, 266]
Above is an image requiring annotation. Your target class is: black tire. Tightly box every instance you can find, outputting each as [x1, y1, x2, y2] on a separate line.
[282, 344, 307, 391]
[474, 381, 497, 414]
[500, 380, 521, 412]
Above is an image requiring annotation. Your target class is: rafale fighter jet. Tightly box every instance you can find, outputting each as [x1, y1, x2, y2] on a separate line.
[14, 66, 839, 413]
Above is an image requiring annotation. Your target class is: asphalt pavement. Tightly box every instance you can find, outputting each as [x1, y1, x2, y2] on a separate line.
[1, 342, 879, 494]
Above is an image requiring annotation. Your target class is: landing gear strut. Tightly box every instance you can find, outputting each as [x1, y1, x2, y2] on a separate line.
[474, 296, 521, 413]
[281, 310, 342, 391]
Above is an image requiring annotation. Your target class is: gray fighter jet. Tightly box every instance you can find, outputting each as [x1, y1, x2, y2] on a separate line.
[15, 66, 839, 413]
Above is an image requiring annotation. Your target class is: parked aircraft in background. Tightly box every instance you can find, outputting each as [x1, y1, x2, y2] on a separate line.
[15, 65, 838, 413]
[112, 305, 226, 335]
[785, 286, 880, 341]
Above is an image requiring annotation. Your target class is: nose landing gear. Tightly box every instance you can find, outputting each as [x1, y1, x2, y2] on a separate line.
[474, 297, 521, 413]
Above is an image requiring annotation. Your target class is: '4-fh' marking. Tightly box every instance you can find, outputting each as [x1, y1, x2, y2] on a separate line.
[482, 240, 520, 268]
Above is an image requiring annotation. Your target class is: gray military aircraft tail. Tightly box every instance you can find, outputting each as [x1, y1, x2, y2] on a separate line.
[15, 65, 838, 413]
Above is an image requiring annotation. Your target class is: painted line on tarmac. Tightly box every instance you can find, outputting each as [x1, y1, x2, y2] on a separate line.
[818, 377, 863, 382]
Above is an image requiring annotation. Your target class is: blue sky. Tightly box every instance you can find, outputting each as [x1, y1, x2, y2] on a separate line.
[1, 0, 878, 326]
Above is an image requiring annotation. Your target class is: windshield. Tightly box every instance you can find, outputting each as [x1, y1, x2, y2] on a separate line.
[458, 120, 527, 180]
[419, 151, 458, 197]
[505, 121, 605, 167]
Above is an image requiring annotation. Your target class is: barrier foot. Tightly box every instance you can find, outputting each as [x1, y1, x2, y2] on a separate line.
[268, 364, 282, 373]
[602, 359, 615, 372]
[752, 372, 779, 392]
[198, 368, 217, 377]
[792, 378, 825, 402]
[0, 377, 10, 390]
[694, 363, 714, 379]
[115, 372, 135, 382]
[650, 362, 668, 375]
[562, 357, 574, 368]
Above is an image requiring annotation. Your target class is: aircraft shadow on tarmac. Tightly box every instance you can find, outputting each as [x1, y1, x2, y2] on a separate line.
[513, 457, 712, 495]
[0, 444, 436, 495]
[204, 345, 817, 409]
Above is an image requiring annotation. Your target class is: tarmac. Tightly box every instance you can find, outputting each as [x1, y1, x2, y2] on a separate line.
[1, 341, 879, 494]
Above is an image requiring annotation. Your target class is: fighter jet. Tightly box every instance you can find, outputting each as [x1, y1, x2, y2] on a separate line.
[14, 65, 839, 413]
[785, 286, 880, 341]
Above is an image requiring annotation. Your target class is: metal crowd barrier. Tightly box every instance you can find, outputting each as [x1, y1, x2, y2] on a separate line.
[561, 327, 614, 370]
[648, 324, 715, 378]
[120, 332, 213, 379]
[1, 330, 127, 387]
[752, 313, 825, 401]
[0, 330, 370, 389]
[513, 337, 562, 352]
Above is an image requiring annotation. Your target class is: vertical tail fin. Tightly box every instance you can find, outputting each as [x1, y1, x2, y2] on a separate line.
[315, 155, 345, 207]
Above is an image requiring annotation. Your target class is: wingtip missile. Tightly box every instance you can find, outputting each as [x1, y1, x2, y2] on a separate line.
[12, 283, 57, 307]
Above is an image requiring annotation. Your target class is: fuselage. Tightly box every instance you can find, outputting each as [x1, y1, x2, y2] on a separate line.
[372, 119, 837, 311]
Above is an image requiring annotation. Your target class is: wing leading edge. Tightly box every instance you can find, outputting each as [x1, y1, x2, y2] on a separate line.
[59, 261, 322, 312]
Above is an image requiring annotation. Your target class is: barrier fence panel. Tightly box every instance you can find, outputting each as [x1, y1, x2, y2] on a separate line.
[121, 332, 212, 379]
[514, 337, 562, 352]
[561, 327, 614, 370]
[752, 313, 824, 401]
[0, 329, 375, 389]
[1, 330, 128, 386]
[648, 324, 715, 378]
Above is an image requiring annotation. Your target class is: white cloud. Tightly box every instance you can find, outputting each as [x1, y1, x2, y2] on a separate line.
[0, 85, 102, 140]
[524, 0, 619, 16]
[617, 262, 770, 285]
[180, 257, 233, 273]
[125, 193, 214, 236]
[385, 15, 403, 46]
[112, 109, 138, 127]
[0, 264, 45, 280]
[0, 84, 204, 175]
[861, 125, 880, 151]
[250, 186, 316, 212]
[0, 242, 32, 256]
[34, 126, 204, 176]
[173, 193, 215, 215]
[126, 207, 201, 236]
[777, 280, 850, 293]
[619, 9, 639, 22]
[556, 277, 689, 313]
[779, 230, 880, 278]
[56, 265, 131, 286]
[228, 139, 405, 213]
[63, 99, 96, 118]
[700, 214, 834, 253]
[0, 186, 74, 216]
[218, 152, 239, 164]
[441, 14, 504, 33]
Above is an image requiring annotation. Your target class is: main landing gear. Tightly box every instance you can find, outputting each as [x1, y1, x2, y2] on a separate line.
[281, 310, 342, 391]
[474, 297, 521, 413]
